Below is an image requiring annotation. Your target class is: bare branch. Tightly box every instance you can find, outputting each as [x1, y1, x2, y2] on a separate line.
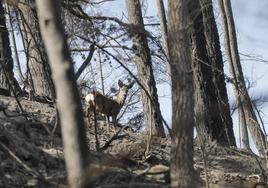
[75, 42, 96, 80]
[76, 35, 172, 135]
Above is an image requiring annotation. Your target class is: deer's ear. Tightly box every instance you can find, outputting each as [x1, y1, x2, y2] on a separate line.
[118, 80, 124, 88]
[128, 81, 135, 89]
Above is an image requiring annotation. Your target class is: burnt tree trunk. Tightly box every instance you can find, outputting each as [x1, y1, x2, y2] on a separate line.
[168, 0, 197, 187]
[36, 0, 89, 187]
[126, 0, 165, 138]
[156, 0, 171, 76]
[199, 0, 236, 147]
[0, 0, 21, 95]
[238, 107, 250, 150]
[18, 0, 55, 99]
[218, 0, 266, 155]
[190, 0, 231, 146]
[6, 3, 25, 83]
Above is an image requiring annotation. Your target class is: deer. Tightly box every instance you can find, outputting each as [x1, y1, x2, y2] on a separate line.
[85, 80, 135, 129]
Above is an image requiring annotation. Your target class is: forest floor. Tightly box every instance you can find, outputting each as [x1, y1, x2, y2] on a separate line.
[0, 95, 268, 188]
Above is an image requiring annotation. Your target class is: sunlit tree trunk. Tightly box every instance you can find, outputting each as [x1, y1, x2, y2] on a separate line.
[126, 0, 165, 137]
[218, 0, 266, 155]
[238, 107, 250, 150]
[36, 0, 89, 187]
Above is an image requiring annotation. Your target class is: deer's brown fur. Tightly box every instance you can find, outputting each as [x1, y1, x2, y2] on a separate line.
[85, 80, 134, 125]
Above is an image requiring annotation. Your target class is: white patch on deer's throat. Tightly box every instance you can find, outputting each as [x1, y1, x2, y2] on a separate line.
[85, 93, 94, 102]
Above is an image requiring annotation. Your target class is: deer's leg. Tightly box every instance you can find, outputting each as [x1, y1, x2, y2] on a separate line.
[86, 107, 90, 119]
[92, 106, 100, 151]
[105, 115, 110, 132]
[111, 115, 117, 132]
[87, 107, 90, 117]
[106, 116, 110, 123]
[105, 115, 110, 131]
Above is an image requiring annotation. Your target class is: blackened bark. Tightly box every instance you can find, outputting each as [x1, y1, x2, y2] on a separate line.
[18, 0, 55, 99]
[6, 3, 25, 83]
[126, 0, 165, 137]
[199, 0, 236, 147]
[0, 0, 21, 95]
[190, 1, 231, 146]
[156, 0, 171, 76]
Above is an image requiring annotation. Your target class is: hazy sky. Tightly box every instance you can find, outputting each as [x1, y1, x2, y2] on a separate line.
[64, 0, 268, 153]
[231, 0, 268, 92]
[11, 1, 267, 151]
[98, 0, 268, 117]
[98, 1, 268, 151]
[225, 1, 268, 150]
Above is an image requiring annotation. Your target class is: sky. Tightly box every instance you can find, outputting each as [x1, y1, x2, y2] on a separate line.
[93, 0, 268, 151]
[229, 0, 268, 94]
[10, 0, 268, 152]
[224, 1, 268, 149]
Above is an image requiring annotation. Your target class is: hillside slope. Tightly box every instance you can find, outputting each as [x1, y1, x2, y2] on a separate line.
[0, 95, 267, 188]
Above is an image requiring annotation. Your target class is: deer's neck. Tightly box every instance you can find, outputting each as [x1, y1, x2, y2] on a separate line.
[116, 90, 127, 106]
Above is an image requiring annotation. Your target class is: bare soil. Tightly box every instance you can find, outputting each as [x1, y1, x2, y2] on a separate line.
[0, 95, 268, 188]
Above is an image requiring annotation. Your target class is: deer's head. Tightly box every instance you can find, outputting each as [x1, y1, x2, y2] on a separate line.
[116, 79, 135, 105]
[85, 79, 135, 124]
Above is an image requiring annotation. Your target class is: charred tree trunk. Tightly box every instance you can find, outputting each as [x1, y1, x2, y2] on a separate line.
[5, 3, 25, 83]
[218, 0, 266, 155]
[36, 0, 89, 187]
[126, 0, 165, 138]
[0, 0, 21, 95]
[156, 0, 171, 76]
[238, 107, 250, 150]
[190, 0, 232, 146]
[18, 0, 55, 99]
[168, 0, 197, 187]
[199, 0, 236, 147]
